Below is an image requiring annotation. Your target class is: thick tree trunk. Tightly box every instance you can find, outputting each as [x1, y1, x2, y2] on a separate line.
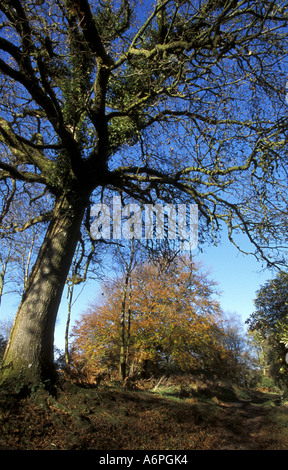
[1, 193, 87, 387]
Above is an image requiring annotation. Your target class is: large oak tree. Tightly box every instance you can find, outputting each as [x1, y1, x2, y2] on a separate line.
[0, 0, 288, 385]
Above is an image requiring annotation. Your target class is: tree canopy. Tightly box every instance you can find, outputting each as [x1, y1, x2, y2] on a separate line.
[1, 0, 288, 254]
[247, 272, 288, 342]
[70, 256, 232, 379]
[247, 271, 288, 388]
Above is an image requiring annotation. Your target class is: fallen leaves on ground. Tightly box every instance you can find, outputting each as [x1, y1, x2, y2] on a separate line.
[0, 377, 287, 450]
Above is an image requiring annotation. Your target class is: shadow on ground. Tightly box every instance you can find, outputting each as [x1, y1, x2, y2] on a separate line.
[0, 376, 287, 450]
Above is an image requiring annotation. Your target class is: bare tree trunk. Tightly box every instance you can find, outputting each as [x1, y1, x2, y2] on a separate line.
[119, 240, 135, 381]
[1, 193, 87, 386]
[65, 281, 74, 366]
[125, 276, 132, 372]
[120, 283, 128, 381]
[0, 242, 12, 310]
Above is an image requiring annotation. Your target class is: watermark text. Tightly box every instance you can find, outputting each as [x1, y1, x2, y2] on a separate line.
[90, 197, 198, 250]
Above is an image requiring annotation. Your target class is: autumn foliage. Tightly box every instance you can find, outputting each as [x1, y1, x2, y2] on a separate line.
[69, 256, 236, 382]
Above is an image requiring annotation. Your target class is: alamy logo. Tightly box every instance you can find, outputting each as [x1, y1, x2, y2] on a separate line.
[90, 196, 198, 250]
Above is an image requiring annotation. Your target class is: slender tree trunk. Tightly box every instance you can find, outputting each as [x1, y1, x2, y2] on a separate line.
[120, 283, 128, 381]
[119, 240, 135, 381]
[0, 243, 12, 310]
[1, 193, 88, 386]
[125, 276, 132, 369]
[65, 281, 74, 366]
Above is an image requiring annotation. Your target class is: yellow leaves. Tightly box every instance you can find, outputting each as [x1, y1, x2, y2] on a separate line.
[71, 255, 228, 375]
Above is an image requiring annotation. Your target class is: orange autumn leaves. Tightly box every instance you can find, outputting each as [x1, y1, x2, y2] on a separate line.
[71, 256, 230, 378]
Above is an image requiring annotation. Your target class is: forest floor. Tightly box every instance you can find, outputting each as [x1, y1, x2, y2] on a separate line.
[0, 374, 288, 451]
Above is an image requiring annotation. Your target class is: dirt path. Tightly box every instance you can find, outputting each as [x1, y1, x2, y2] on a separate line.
[0, 383, 288, 450]
[205, 395, 288, 450]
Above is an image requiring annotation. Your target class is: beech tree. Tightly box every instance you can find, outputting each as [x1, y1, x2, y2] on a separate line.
[0, 0, 288, 386]
[71, 256, 228, 379]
